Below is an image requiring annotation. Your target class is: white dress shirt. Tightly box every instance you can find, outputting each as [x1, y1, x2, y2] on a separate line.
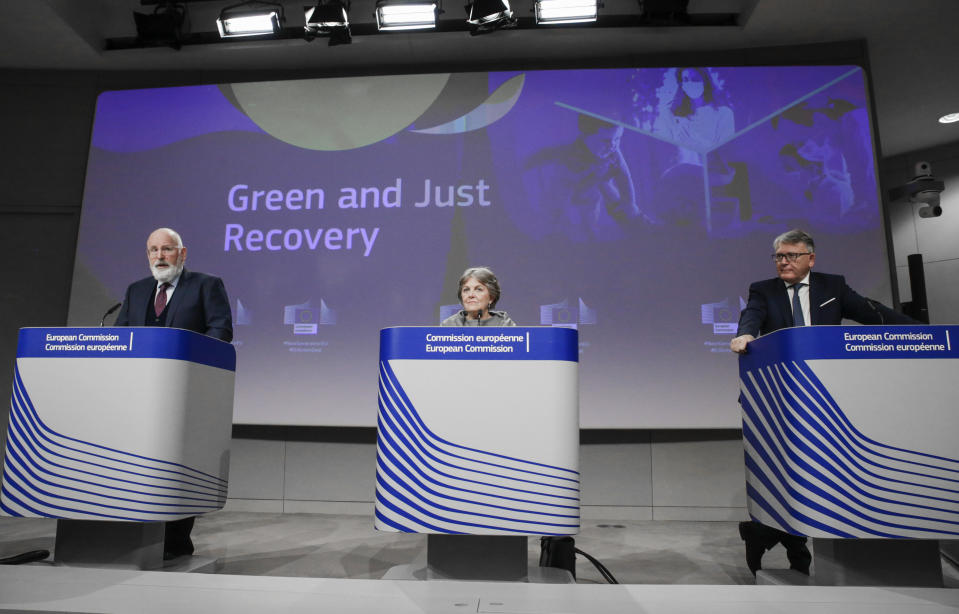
[156, 273, 181, 306]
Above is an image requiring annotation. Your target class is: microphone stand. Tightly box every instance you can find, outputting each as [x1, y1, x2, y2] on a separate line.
[100, 302, 122, 326]
[866, 298, 885, 325]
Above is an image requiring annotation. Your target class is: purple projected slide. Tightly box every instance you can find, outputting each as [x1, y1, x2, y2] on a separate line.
[70, 66, 890, 428]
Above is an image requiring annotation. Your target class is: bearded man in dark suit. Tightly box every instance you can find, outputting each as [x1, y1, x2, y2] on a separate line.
[115, 227, 233, 559]
[730, 228, 915, 575]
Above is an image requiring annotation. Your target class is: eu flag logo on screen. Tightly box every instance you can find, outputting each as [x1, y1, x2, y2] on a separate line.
[540, 298, 596, 330]
[701, 297, 745, 334]
[283, 299, 336, 335]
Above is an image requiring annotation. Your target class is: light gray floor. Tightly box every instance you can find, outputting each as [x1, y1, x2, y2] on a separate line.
[5, 565, 959, 614]
[2, 511, 957, 586]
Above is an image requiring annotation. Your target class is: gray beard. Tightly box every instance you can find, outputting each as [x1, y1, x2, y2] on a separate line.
[151, 261, 183, 283]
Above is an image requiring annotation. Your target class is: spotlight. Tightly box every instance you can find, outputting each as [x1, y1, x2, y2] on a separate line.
[133, 2, 188, 49]
[217, 1, 285, 38]
[534, 0, 598, 24]
[305, 1, 352, 45]
[306, 1, 349, 27]
[375, 1, 438, 31]
[466, 0, 516, 33]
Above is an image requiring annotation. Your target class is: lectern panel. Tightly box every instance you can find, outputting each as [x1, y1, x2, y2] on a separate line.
[1, 327, 235, 522]
[739, 325, 959, 539]
[375, 326, 579, 535]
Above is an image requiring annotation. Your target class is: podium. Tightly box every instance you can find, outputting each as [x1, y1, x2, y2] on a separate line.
[375, 326, 579, 580]
[739, 324, 959, 585]
[1, 327, 236, 569]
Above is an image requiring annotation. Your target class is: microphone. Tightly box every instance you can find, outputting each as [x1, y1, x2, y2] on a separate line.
[865, 298, 885, 325]
[100, 302, 122, 327]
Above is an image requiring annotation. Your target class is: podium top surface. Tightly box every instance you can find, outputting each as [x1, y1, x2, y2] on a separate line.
[380, 326, 578, 361]
[740, 324, 958, 370]
[17, 327, 236, 371]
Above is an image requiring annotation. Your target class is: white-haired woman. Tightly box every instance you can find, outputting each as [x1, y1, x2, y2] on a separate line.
[440, 267, 516, 326]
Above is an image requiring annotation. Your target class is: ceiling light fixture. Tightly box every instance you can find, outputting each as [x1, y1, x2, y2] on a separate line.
[375, 1, 439, 31]
[305, 0, 351, 45]
[133, 2, 189, 49]
[534, 0, 598, 24]
[939, 112, 959, 124]
[466, 0, 516, 33]
[216, 1, 285, 38]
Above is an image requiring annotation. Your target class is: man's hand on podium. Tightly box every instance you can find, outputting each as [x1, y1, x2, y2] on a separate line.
[730, 334, 755, 354]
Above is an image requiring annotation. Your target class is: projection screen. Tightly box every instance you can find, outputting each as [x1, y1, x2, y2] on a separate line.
[68, 65, 893, 428]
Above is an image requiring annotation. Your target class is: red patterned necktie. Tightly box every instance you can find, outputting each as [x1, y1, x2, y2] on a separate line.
[154, 282, 171, 316]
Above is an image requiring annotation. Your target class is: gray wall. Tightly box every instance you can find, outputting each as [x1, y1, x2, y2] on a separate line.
[225, 430, 747, 520]
[0, 75, 95, 370]
[0, 75, 95, 448]
[882, 141, 959, 323]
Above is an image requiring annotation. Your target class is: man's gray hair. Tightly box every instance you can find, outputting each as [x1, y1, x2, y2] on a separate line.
[153, 227, 184, 248]
[457, 266, 502, 308]
[773, 229, 815, 253]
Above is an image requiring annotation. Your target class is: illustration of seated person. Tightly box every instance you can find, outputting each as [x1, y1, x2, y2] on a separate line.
[779, 139, 855, 221]
[523, 114, 643, 241]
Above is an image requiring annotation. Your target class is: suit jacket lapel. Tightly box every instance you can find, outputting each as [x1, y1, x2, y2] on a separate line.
[772, 280, 793, 328]
[809, 273, 829, 326]
[132, 278, 153, 326]
[808, 276, 819, 325]
[165, 269, 191, 326]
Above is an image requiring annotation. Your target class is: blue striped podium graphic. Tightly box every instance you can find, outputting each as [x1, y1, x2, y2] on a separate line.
[1, 327, 235, 522]
[375, 326, 580, 535]
[739, 325, 959, 538]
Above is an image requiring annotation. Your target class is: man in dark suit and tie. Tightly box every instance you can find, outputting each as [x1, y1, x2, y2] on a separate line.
[730, 228, 915, 575]
[115, 227, 233, 560]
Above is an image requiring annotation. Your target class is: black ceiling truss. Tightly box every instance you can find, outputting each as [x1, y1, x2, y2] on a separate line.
[112, 0, 741, 50]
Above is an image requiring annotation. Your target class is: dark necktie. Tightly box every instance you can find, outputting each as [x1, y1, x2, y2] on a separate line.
[154, 282, 171, 316]
[790, 283, 805, 327]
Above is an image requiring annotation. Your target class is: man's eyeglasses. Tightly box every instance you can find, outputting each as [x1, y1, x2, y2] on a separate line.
[772, 252, 811, 263]
[147, 246, 180, 256]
